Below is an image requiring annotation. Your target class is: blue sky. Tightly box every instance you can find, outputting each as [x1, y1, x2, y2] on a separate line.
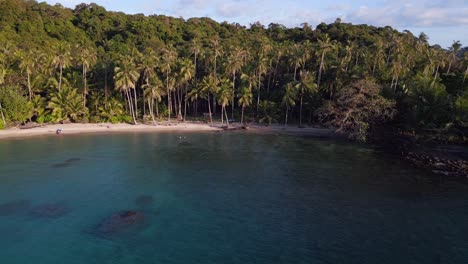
[47, 0, 467, 48]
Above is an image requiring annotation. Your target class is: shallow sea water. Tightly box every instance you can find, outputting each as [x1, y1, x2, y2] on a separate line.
[0, 132, 467, 264]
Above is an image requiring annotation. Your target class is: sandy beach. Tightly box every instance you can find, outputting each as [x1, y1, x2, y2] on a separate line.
[0, 122, 339, 140]
[0, 122, 222, 139]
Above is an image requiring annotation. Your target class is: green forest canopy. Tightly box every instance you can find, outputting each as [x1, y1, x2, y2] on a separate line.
[0, 0, 466, 141]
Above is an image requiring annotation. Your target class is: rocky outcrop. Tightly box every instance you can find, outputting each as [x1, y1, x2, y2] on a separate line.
[93, 210, 146, 237]
[405, 152, 468, 177]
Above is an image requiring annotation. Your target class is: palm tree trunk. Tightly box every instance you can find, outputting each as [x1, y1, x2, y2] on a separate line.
[133, 87, 138, 120]
[156, 100, 160, 118]
[221, 105, 224, 124]
[58, 64, 63, 91]
[267, 60, 273, 93]
[257, 72, 261, 114]
[167, 70, 171, 122]
[104, 63, 108, 99]
[83, 65, 87, 107]
[318, 51, 326, 88]
[0, 102, 6, 127]
[447, 59, 453, 74]
[184, 84, 188, 122]
[241, 106, 245, 124]
[299, 95, 303, 127]
[27, 72, 32, 100]
[207, 95, 212, 124]
[284, 106, 288, 126]
[224, 106, 230, 128]
[232, 73, 235, 120]
[463, 66, 468, 84]
[149, 98, 156, 125]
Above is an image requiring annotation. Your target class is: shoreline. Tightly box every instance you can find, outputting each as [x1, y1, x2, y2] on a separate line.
[0, 123, 222, 140]
[0, 122, 339, 140]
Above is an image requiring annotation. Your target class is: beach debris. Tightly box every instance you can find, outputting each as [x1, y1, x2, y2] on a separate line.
[92, 210, 146, 237]
[135, 195, 153, 207]
[51, 157, 81, 168]
[30, 203, 70, 218]
[56, 128, 62, 134]
[0, 199, 31, 216]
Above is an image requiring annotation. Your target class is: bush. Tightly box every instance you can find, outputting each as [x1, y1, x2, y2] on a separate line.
[0, 86, 33, 124]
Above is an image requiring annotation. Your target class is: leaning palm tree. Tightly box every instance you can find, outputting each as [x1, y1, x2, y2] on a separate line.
[217, 78, 234, 127]
[317, 34, 335, 89]
[282, 82, 297, 126]
[446, 40, 462, 74]
[52, 43, 72, 92]
[226, 47, 247, 119]
[296, 70, 318, 126]
[161, 45, 177, 122]
[143, 75, 165, 125]
[139, 48, 159, 116]
[177, 59, 195, 121]
[200, 74, 219, 124]
[17, 50, 37, 100]
[237, 85, 253, 124]
[114, 58, 140, 124]
[77, 44, 97, 107]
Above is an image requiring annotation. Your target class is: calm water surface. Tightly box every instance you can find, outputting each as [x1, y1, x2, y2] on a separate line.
[0, 132, 467, 264]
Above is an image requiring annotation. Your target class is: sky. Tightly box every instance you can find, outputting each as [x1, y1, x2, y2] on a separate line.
[46, 0, 468, 48]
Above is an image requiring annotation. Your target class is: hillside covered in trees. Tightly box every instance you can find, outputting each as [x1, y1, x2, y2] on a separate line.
[0, 0, 467, 141]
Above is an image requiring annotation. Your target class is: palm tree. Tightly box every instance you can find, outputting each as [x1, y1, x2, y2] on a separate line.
[217, 78, 233, 127]
[289, 43, 303, 81]
[114, 58, 139, 124]
[52, 43, 72, 91]
[200, 74, 219, 123]
[237, 86, 252, 124]
[282, 82, 297, 126]
[161, 45, 177, 122]
[139, 48, 159, 117]
[143, 74, 165, 125]
[241, 71, 258, 113]
[296, 70, 317, 126]
[48, 86, 85, 122]
[210, 37, 222, 114]
[177, 59, 195, 121]
[78, 44, 97, 107]
[18, 50, 36, 100]
[226, 47, 246, 119]
[317, 34, 335, 89]
[446, 40, 462, 74]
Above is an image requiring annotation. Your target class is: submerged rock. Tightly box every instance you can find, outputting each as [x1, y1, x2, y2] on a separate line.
[30, 203, 70, 218]
[51, 158, 81, 168]
[93, 210, 146, 237]
[135, 195, 153, 207]
[0, 200, 31, 216]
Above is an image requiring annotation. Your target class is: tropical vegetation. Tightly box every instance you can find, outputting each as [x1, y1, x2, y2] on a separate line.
[0, 0, 466, 142]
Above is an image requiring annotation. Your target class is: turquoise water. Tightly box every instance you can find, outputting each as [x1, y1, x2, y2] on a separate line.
[0, 132, 467, 264]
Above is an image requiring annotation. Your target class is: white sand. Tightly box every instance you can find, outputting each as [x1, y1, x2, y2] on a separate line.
[0, 122, 339, 140]
[0, 122, 222, 139]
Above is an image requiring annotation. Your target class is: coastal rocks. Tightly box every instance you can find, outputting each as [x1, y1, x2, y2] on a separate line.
[405, 152, 468, 177]
[92, 210, 146, 237]
[135, 195, 153, 207]
[30, 203, 70, 218]
[0, 199, 31, 216]
[51, 158, 81, 168]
